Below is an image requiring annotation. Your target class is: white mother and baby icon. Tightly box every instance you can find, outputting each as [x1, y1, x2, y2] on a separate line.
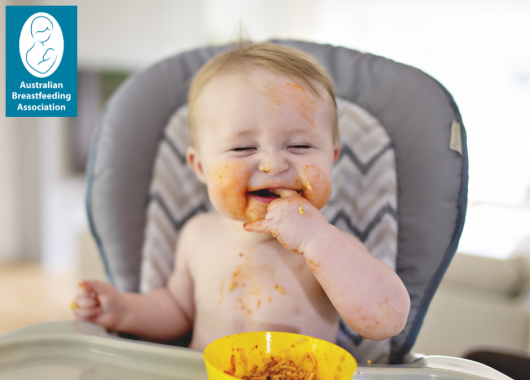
[19, 13, 64, 78]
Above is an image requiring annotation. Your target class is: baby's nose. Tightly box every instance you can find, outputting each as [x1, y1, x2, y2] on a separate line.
[259, 154, 288, 176]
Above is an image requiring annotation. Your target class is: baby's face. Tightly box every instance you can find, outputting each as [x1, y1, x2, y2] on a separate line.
[188, 68, 338, 222]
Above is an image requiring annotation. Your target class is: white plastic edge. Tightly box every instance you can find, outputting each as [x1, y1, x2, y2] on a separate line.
[417, 355, 514, 380]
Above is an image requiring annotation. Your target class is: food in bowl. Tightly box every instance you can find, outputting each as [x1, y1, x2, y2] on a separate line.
[226, 348, 320, 379]
[203, 331, 356, 380]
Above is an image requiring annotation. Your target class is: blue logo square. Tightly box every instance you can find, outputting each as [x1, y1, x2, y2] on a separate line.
[6, 6, 77, 117]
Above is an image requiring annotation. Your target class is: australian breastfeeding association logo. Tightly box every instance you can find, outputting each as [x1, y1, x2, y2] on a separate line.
[6, 6, 77, 117]
[20, 13, 64, 78]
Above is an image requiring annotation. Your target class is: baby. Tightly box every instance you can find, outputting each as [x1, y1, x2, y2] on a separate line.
[73, 42, 410, 349]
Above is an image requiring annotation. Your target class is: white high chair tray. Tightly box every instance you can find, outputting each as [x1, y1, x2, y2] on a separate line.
[0, 322, 511, 380]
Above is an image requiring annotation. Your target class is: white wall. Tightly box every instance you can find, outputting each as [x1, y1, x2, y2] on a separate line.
[49, 0, 206, 70]
[0, 1, 22, 263]
[201, 0, 322, 45]
[0, 120, 21, 264]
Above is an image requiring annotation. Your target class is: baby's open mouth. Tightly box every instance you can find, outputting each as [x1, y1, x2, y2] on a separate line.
[247, 188, 303, 204]
[248, 189, 281, 199]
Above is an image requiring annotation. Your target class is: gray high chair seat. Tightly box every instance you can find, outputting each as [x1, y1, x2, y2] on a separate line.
[86, 40, 468, 364]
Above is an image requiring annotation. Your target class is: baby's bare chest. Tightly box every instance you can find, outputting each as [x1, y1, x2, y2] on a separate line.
[187, 236, 328, 320]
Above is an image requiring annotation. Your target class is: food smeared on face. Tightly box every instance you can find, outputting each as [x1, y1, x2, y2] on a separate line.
[208, 161, 268, 221]
[300, 165, 332, 209]
[264, 82, 318, 129]
[208, 162, 332, 222]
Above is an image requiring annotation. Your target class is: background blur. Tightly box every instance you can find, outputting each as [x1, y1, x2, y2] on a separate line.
[1, 0, 530, 361]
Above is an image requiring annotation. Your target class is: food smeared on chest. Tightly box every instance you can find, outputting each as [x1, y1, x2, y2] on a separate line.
[228, 259, 250, 293]
[218, 282, 224, 305]
[221, 253, 290, 315]
[275, 284, 286, 294]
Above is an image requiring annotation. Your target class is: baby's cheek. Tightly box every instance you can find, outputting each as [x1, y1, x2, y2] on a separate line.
[300, 164, 332, 210]
[208, 162, 266, 222]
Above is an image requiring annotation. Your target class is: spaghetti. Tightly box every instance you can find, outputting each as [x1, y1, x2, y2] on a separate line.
[225, 349, 320, 380]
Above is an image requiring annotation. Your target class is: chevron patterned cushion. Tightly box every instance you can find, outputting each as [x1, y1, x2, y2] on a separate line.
[140, 97, 398, 362]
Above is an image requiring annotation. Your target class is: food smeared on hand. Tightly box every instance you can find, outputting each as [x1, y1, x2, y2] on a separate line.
[299, 206, 304, 215]
[305, 181, 312, 191]
[275, 284, 286, 295]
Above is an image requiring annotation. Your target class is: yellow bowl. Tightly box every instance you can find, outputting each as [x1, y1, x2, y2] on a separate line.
[203, 331, 357, 379]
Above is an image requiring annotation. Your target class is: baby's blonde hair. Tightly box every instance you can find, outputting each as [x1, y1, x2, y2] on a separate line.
[188, 41, 339, 145]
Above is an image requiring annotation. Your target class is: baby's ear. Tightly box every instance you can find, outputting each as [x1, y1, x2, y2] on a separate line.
[333, 143, 341, 164]
[186, 146, 207, 184]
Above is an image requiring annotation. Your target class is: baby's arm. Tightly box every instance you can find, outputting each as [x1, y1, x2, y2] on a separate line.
[303, 223, 410, 340]
[244, 189, 410, 341]
[72, 228, 194, 341]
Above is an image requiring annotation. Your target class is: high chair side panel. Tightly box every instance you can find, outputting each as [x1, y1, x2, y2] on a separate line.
[86, 45, 228, 292]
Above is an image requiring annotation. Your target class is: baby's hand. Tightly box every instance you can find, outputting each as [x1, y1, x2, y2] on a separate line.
[243, 189, 329, 254]
[71, 280, 125, 330]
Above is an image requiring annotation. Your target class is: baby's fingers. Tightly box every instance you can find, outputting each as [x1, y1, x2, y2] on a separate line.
[73, 293, 99, 308]
[78, 280, 117, 300]
[243, 220, 272, 234]
[72, 305, 101, 321]
[76, 281, 97, 297]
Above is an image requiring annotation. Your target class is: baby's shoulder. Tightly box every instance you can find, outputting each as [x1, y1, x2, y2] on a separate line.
[176, 212, 228, 261]
[181, 211, 223, 231]
[178, 212, 224, 243]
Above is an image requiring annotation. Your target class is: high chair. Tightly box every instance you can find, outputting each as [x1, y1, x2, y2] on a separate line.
[85, 40, 468, 365]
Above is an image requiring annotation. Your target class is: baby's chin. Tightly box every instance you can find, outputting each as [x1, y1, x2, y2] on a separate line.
[209, 194, 268, 222]
[220, 209, 267, 223]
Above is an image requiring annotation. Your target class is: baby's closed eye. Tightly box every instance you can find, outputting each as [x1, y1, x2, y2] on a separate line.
[288, 145, 311, 150]
[232, 145, 311, 152]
